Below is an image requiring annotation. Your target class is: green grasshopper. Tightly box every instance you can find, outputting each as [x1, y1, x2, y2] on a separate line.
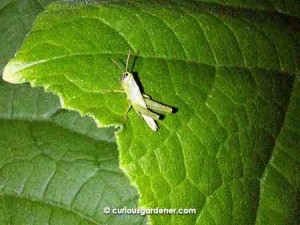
[112, 50, 173, 131]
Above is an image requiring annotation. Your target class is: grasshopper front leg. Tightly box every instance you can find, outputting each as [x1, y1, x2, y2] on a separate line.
[124, 104, 132, 120]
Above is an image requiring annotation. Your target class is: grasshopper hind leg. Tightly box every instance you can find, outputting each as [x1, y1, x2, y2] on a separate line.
[143, 98, 173, 114]
[132, 103, 160, 120]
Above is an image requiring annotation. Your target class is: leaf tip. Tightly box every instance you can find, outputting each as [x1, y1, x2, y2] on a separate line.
[3, 61, 26, 84]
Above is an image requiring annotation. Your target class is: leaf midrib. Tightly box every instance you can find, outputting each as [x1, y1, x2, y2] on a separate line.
[7, 51, 299, 80]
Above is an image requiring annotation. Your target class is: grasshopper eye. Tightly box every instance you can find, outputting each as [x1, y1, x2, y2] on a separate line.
[120, 72, 128, 82]
[122, 73, 128, 79]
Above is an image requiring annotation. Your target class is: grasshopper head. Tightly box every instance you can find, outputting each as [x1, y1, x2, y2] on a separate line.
[120, 72, 134, 84]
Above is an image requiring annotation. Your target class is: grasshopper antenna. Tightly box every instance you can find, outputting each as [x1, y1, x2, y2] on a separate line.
[111, 58, 124, 74]
[125, 50, 131, 72]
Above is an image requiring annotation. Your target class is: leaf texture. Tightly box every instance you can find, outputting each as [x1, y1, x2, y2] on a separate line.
[2, 1, 300, 225]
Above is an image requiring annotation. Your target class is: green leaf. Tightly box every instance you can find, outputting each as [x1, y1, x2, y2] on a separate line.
[0, 0, 51, 74]
[0, 119, 146, 225]
[0, 0, 145, 224]
[255, 78, 300, 225]
[0, 83, 145, 225]
[194, 0, 300, 18]
[3, 1, 300, 225]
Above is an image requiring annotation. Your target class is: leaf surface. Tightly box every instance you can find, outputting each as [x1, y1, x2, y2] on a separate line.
[3, 1, 300, 225]
[0, 1, 145, 224]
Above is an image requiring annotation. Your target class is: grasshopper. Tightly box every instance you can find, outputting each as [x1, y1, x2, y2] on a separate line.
[112, 50, 173, 131]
